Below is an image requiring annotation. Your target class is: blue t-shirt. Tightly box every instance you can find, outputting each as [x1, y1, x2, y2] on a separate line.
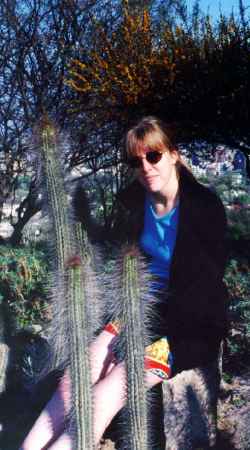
[139, 196, 179, 289]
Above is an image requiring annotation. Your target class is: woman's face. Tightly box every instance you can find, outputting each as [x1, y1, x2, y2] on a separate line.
[134, 147, 179, 195]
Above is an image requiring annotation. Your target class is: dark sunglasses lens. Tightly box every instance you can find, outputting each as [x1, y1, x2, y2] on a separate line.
[127, 151, 162, 168]
[146, 151, 162, 164]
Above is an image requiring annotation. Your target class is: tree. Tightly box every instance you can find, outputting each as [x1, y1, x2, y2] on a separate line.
[68, 0, 250, 174]
[0, 0, 117, 243]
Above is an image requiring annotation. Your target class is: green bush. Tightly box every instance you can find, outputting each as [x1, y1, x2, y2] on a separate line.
[224, 258, 250, 370]
[0, 243, 50, 333]
[226, 206, 250, 241]
[211, 172, 249, 205]
[206, 172, 250, 241]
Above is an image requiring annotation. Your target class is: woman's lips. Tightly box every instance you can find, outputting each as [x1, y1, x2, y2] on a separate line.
[143, 176, 157, 183]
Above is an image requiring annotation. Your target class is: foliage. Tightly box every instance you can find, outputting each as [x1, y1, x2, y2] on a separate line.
[227, 206, 250, 241]
[69, 6, 157, 110]
[211, 172, 250, 241]
[224, 258, 250, 371]
[212, 172, 249, 204]
[0, 0, 115, 242]
[68, 0, 250, 146]
[0, 244, 50, 332]
[225, 259, 250, 313]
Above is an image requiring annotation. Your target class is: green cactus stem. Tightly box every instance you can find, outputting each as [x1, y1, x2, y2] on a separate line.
[74, 222, 102, 339]
[67, 223, 102, 448]
[119, 246, 150, 450]
[66, 257, 94, 450]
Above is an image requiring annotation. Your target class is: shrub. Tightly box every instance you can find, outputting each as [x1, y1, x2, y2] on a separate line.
[0, 243, 50, 334]
[224, 258, 250, 371]
[226, 206, 250, 241]
[207, 172, 250, 242]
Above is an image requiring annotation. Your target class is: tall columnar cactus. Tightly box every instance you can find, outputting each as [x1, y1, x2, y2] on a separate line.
[115, 246, 152, 450]
[37, 119, 102, 449]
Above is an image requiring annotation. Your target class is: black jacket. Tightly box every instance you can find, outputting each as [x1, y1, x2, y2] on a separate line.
[113, 165, 229, 374]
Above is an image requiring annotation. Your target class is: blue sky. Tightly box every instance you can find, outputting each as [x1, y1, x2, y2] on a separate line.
[187, 0, 249, 19]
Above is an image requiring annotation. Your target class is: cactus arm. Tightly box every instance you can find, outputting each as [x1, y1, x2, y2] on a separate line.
[67, 262, 94, 450]
[121, 250, 149, 450]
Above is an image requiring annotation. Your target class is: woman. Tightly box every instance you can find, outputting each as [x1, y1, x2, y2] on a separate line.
[20, 116, 228, 449]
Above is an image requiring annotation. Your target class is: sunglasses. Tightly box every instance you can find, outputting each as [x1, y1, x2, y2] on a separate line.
[127, 150, 163, 168]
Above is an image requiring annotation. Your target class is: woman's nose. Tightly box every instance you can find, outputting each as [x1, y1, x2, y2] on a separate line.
[141, 157, 152, 172]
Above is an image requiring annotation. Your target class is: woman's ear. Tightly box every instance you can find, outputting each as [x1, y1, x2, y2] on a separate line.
[170, 150, 179, 165]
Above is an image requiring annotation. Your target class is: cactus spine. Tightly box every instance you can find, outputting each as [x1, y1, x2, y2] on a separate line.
[39, 121, 96, 449]
[119, 247, 150, 450]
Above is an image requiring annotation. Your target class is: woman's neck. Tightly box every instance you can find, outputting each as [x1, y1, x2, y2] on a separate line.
[149, 179, 179, 217]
